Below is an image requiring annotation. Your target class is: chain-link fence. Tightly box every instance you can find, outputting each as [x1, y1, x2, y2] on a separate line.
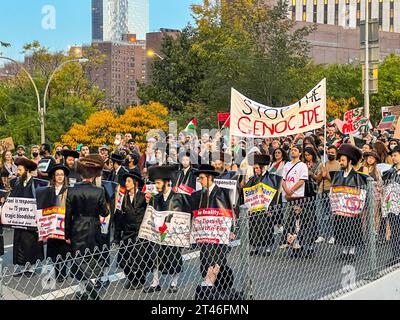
[1, 176, 400, 300]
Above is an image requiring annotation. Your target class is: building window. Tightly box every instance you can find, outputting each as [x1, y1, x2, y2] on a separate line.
[390, 0, 394, 32]
[292, 0, 296, 20]
[356, 0, 360, 26]
[335, 0, 339, 25]
[379, 0, 383, 29]
[313, 0, 317, 23]
[302, 0, 306, 22]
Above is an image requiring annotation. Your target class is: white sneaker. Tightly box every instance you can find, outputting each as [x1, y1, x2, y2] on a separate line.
[328, 237, 335, 245]
[349, 246, 356, 255]
[315, 236, 325, 244]
[279, 244, 289, 249]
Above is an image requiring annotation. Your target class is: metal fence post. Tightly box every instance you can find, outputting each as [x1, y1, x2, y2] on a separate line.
[0, 257, 3, 300]
[238, 205, 252, 300]
[366, 177, 377, 280]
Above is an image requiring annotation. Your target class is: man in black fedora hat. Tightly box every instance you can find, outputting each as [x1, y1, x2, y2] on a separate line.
[114, 171, 149, 290]
[191, 164, 235, 278]
[142, 165, 190, 294]
[331, 144, 368, 261]
[62, 149, 81, 186]
[11, 157, 44, 276]
[108, 153, 129, 186]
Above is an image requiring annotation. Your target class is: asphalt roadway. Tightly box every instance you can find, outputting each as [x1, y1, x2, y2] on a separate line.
[0, 227, 396, 300]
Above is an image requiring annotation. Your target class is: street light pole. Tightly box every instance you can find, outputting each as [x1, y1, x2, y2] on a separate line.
[0, 55, 42, 140]
[364, 0, 370, 119]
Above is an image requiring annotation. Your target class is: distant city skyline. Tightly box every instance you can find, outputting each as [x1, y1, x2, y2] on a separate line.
[0, 0, 201, 62]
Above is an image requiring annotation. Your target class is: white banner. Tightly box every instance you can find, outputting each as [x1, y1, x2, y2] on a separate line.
[1, 197, 38, 228]
[138, 206, 191, 248]
[230, 79, 326, 138]
[37, 206, 65, 241]
[382, 182, 400, 218]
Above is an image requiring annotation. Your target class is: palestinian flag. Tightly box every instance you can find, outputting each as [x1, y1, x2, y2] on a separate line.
[377, 115, 396, 130]
[184, 118, 197, 131]
[222, 116, 230, 129]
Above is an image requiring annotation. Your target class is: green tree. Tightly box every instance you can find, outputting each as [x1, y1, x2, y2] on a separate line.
[0, 41, 106, 146]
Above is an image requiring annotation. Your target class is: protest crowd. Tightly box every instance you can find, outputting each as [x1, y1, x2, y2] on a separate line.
[0, 81, 400, 301]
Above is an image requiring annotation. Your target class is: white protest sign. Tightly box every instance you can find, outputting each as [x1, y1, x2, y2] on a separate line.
[230, 79, 326, 138]
[1, 197, 38, 228]
[190, 208, 233, 245]
[138, 206, 191, 248]
[214, 179, 238, 206]
[330, 186, 367, 218]
[37, 206, 65, 241]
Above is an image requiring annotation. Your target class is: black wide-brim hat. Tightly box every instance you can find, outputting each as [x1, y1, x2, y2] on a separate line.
[337, 144, 363, 165]
[248, 154, 271, 166]
[15, 157, 37, 172]
[122, 172, 144, 186]
[48, 164, 70, 179]
[77, 154, 104, 178]
[148, 165, 176, 181]
[61, 149, 80, 159]
[194, 164, 220, 177]
[110, 153, 124, 164]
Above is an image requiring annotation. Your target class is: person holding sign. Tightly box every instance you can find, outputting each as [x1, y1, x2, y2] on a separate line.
[191, 164, 235, 278]
[114, 172, 148, 290]
[331, 144, 367, 261]
[173, 151, 197, 195]
[64, 154, 109, 300]
[37, 164, 71, 282]
[382, 146, 400, 267]
[143, 165, 191, 294]
[244, 154, 278, 256]
[37, 143, 56, 181]
[9, 157, 44, 276]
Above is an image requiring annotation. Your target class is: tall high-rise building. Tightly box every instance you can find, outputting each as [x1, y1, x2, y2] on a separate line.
[92, 0, 149, 42]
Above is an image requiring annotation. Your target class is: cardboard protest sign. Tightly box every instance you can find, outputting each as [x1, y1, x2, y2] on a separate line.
[37, 206, 65, 241]
[139, 206, 191, 248]
[381, 182, 400, 218]
[329, 186, 367, 218]
[190, 208, 233, 245]
[115, 186, 126, 211]
[243, 182, 277, 213]
[0, 137, 15, 152]
[1, 197, 38, 229]
[230, 79, 326, 138]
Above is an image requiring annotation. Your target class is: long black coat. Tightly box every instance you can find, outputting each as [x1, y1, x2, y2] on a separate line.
[11, 177, 44, 266]
[146, 191, 190, 275]
[191, 185, 233, 277]
[115, 191, 149, 276]
[65, 182, 109, 281]
[65, 182, 108, 252]
[172, 167, 197, 191]
[331, 169, 368, 246]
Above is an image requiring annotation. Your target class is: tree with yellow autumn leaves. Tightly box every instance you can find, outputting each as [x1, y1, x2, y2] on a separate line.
[61, 102, 168, 152]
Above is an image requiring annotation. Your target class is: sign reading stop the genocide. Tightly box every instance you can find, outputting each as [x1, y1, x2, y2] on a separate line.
[230, 79, 326, 138]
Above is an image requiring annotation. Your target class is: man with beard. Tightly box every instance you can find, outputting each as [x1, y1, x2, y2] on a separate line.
[143, 165, 190, 294]
[124, 151, 141, 175]
[11, 157, 44, 276]
[79, 145, 90, 158]
[212, 152, 233, 179]
[37, 143, 56, 181]
[191, 164, 235, 278]
[331, 144, 367, 261]
[65, 154, 109, 300]
[172, 151, 197, 195]
[109, 153, 129, 186]
[13, 145, 26, 161]
[62, 149, 81, 186]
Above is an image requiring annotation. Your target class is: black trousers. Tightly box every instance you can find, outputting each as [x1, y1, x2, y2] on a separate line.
[199, 244, 229, 278]
[47, 239, 71, 279]
[389, 213, 400, 260]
